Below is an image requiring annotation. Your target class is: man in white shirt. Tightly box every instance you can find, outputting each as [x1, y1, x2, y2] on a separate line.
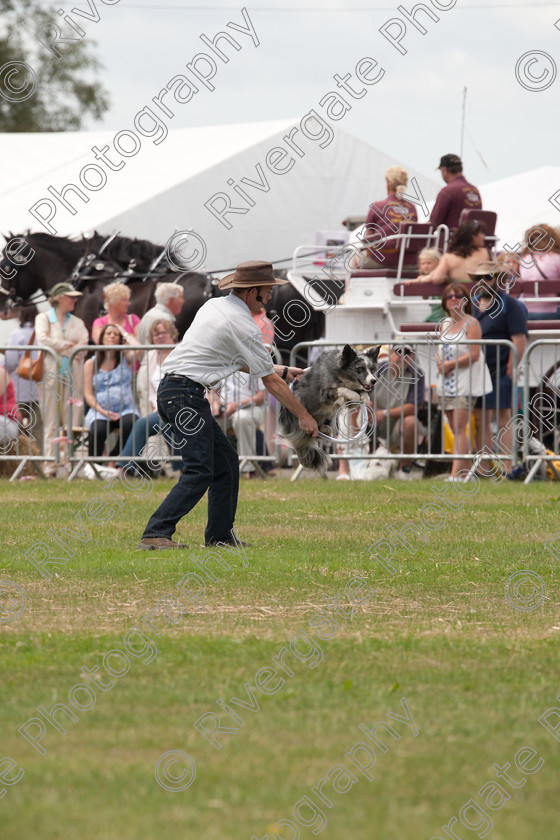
[139, 260, 318, 550]
[137, 283, 185, 345]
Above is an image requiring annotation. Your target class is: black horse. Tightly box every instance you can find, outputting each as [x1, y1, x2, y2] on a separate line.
[0, 232, 329, 362]
[0, 232, 218, 337]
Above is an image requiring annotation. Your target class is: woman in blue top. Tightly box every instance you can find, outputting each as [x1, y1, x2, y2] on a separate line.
[84, 324, 140, 462]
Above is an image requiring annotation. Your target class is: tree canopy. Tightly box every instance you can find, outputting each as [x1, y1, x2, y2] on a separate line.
[0, 0, 110, 131]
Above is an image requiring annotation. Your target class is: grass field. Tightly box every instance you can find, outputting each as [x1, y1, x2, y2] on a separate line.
[1, 475, 559, 840]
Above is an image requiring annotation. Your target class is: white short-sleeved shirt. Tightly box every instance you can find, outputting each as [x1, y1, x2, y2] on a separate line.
[223, 371, 264, 403]
[160, 294, 274, 387]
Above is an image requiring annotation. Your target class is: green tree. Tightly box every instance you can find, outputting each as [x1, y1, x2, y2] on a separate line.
[0, 0, 110, 131]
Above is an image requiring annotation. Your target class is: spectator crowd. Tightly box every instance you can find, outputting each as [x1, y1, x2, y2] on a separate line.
[1, 151, 559, 481]
[0, 279, 277, 480]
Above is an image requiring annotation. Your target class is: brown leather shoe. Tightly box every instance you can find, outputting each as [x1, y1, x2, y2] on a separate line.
[138, 537, 189, 550]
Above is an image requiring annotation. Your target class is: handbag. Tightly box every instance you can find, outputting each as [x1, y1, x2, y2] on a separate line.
[16, 330, 44, 382]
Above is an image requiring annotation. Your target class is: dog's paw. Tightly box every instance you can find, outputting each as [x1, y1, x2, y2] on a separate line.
[337, 387, 356, 401]
[337, 387, 362, 404]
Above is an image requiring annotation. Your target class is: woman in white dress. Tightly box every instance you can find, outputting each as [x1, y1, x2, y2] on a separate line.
[436, 282, 492, 480]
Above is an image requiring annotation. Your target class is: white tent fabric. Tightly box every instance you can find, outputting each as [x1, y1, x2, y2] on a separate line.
[479, 166, 560, 250]
[0, 120, 439, 272]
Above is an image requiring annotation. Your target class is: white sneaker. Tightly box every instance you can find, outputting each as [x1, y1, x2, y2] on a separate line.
[394, 469, 413, 481]
[82, 463, 96, 480]
[82, 463, 117, 480]
[95, 464, 118, 480]
[336, 474, 351, 481]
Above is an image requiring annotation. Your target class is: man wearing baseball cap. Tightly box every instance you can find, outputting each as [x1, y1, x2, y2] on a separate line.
[430, 154, 482, 231]
[138, 260, 318, 550]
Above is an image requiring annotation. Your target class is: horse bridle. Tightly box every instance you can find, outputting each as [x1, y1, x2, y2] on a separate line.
[0, 252, 19, 314]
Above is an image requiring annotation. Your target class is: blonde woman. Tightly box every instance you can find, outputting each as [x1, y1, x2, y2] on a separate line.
[359, 165, 418, 269]
[35, 282, 89, 477]
[116, 319, 180, 476]
[135, 319, 179, 415]
[436, 282, 491, 480]
[91, 282, 140, 344]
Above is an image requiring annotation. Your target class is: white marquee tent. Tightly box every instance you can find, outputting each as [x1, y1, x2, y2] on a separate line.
[479, 166, 560, 249]
[0, 120, 439, 273]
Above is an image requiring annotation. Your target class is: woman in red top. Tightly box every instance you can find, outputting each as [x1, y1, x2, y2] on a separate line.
[359, 165, 418, 269]
[0, 365, 22, 451]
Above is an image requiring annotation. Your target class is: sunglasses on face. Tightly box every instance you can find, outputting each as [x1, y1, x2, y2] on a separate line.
[393, 347, 412, 356]
[445, 293, 466, 300]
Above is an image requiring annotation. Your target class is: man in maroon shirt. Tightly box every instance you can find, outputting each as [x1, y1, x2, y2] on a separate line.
[430, 154, 482, 232]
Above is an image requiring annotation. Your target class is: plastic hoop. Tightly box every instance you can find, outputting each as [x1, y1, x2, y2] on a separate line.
[317, 401, 373, 445]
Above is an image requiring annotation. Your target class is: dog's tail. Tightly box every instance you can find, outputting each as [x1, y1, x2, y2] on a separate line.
[294, 441, 333, 473]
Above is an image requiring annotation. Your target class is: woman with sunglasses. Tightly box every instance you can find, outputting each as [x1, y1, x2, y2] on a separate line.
[436, 282, 492, 480]
[415, 220, 490, 285]
[116, 319, 180, 475]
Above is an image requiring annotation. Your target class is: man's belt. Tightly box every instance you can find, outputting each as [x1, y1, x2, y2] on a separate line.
[162, 373, 206, 394]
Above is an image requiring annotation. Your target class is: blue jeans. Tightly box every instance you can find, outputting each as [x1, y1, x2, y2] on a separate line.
[116, 411, 181, 472]
[141, 375, 239, 543]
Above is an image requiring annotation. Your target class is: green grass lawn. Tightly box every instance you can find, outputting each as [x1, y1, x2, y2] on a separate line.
[1, 476, 559, 840]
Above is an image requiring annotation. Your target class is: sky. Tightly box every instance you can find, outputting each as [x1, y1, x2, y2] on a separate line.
[49, 0, 560, 188]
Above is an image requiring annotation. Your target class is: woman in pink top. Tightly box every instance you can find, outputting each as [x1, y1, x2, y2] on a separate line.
[252, 305, 277, 474]
[518, 224, 560, 319]
[91, 282, 140, 344]
[0, 365, 22, 450]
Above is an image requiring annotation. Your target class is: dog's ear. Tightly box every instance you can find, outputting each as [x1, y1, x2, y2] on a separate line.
[365, 345, 381, 363]
[341, 344, 356, 365]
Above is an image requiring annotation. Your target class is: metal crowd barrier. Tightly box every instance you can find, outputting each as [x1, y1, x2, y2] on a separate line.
[522, 339, 560, 483]
[288, 338, 522, 478]
[209, 369, 279, 478]
[4, 338, 558, 483]
[0, 345, 60, 481]
[61, 343, 283, 481]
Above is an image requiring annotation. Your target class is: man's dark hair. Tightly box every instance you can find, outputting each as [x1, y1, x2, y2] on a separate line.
[438, 153, 463, 175]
